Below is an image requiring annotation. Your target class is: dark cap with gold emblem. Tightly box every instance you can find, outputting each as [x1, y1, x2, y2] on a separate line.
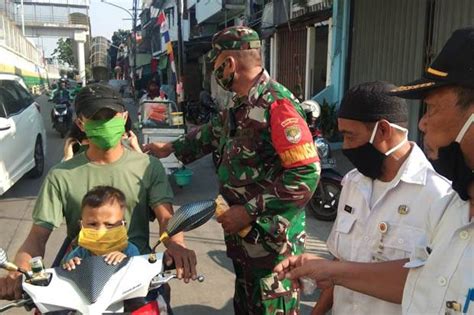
[389, 27, 474, 99]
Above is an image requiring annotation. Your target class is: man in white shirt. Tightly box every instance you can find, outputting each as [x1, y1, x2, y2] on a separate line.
[312, 81, 452, 315]
[389, 27, 473, 315]
[274, 27, 473, 315]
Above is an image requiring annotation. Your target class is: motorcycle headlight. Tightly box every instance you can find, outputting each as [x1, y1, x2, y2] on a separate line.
[315, 138, 330, 159]
[53, 109, 60, 115]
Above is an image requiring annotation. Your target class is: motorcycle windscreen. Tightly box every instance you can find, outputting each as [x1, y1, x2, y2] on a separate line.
[56, 255, 128, 304]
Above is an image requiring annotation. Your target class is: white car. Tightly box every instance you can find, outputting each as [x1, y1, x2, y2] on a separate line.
[0, 74, 47, 195]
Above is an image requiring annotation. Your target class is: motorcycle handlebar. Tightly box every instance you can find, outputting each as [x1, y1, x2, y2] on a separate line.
[0, 297, 33, 313]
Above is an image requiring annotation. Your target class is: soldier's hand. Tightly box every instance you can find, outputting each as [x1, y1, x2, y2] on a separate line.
[216, 205, 253, 234]
[142, 142, 174, 158]
[0, 272, 23, 300]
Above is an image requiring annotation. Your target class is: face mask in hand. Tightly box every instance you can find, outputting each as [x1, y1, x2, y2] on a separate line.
[343, 121, 408, 179]
[430, 114, 473, 200]
[84, 117, 125, 150]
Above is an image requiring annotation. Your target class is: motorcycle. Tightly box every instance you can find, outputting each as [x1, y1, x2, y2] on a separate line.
[0, 200, 217, 314]
[186, 91, 219, 125]
[302, 100, 343, 221]
[52, 101, 73, 138]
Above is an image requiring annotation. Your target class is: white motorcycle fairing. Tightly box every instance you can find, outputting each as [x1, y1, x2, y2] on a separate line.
[23, 253, 164, 314]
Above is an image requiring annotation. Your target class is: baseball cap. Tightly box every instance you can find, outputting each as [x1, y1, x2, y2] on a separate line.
[75, 83, 125, 118]
[207, 26, 261, 63]
[389, 27, 474, 99]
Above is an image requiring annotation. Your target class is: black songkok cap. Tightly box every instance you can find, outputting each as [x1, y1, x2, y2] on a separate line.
[338, 81, 408, 123]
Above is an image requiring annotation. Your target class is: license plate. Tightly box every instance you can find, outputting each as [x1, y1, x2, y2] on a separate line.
[58, 117, 64, 122]
[321, 158, 336, 169]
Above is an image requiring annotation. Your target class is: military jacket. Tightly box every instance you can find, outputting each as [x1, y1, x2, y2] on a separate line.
[173, 70, 320, 267]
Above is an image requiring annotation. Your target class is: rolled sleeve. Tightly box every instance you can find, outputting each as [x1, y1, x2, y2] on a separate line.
[173, 112, 223, 164]
[32, 176, 64, 230]
[148, 159, 174, 209]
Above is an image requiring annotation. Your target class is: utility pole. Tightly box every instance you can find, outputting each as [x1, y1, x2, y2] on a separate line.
[132, 0, 138, 100]
[176, 0, 185, 111]
[100, 1, 136, 97]
[20, 0, 25, 36]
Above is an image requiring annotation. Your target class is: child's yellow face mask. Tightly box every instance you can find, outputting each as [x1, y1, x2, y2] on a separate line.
[78, 223, 128, 256]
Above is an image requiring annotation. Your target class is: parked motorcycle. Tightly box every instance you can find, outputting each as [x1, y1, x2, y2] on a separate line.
[0, 200, 216, 314]
[302, 100, 343, 221]
[186, 91, 219, 125]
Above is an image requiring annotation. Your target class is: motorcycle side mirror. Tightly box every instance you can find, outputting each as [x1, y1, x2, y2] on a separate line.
[0, 248, 32, 279]
[0, 248, 18, 272]
[301, 100, 321, 119]
[151, 200, 216, 253]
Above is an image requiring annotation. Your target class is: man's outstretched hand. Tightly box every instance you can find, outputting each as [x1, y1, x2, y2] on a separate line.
[274, 254, 336, 289]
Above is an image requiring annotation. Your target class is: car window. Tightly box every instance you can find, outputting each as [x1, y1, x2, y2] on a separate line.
[0, 84, 23, 116]
[13, 81, 34, 106]
[0, 103, 6, 118]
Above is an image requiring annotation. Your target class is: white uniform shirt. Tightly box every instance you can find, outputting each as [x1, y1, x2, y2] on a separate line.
[403, 192, 473, 315]
[327, 143, 453, 315]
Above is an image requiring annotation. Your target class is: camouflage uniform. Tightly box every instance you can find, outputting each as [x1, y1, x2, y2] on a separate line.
[173, 26, 320, 315]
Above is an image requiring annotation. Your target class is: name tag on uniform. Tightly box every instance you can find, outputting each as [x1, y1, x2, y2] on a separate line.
[344, 205, 353, 214]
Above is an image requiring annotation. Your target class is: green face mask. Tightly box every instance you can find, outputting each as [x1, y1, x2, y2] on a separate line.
[84, 117, 125, 150]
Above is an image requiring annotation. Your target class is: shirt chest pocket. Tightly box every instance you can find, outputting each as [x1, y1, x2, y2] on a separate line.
[334, 212, 357, 259]
[377, 224, 424, 260]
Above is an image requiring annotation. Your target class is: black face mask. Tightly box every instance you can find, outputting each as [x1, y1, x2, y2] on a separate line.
[342, 121, 408, 179]
[343, 143, 386, 179]
[429, 114, 473, 201]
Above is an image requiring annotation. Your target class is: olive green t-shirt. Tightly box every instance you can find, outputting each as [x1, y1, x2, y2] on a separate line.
[33, 149, 173, 254]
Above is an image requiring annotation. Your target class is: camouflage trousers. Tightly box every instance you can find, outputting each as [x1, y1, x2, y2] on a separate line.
[232, 261, 300, 315]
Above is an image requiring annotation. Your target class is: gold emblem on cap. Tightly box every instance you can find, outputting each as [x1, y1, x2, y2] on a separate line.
[390, 82, 436, 92]
[427, 67, 448, 77]
[378, 222, 389, 234]
[398, 205, 409, 215]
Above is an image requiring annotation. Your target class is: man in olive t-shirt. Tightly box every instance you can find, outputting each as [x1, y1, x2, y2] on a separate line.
[0, 84, 198, 301]
[33, 148, 171, 254]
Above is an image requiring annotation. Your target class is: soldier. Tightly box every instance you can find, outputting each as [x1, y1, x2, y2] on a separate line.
[144, 26, 321, 314]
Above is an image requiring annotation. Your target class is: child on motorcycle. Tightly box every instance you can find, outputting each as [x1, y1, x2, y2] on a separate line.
[62, 186, 139, 271]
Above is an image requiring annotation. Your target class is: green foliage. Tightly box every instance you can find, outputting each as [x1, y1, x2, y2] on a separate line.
[319, 100, 341, 142]
[112, 29, 131, 46]
[52, 38, 75, 66]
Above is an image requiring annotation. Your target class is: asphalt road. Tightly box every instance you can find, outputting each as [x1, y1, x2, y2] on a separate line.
[0, 95, 333, 314]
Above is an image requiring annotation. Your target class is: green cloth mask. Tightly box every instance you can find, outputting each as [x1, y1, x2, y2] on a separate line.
[84, 117, 125, 150]
[214, 59, 234, 91]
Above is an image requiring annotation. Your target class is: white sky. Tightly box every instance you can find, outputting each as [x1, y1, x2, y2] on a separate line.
[89, 0, 134, 39]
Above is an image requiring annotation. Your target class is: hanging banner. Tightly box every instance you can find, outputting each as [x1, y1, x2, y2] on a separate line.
[156, 11, 181, 97]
